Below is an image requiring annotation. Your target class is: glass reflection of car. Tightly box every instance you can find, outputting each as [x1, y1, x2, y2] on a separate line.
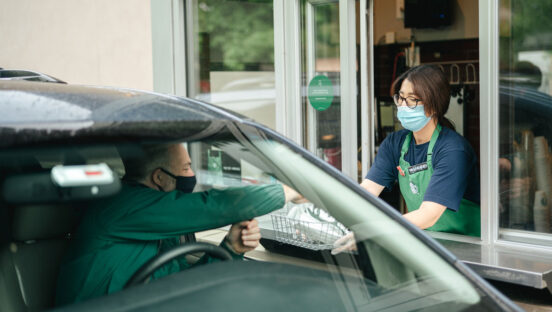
[498, 74, 552, 231]
[0, 80, 521, 312]
[499, 83, 552, 146]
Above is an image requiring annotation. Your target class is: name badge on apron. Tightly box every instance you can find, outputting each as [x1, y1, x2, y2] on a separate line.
[408, 162, 428, 175]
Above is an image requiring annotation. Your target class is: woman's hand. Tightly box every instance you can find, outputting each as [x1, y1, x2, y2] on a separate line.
[331, 232, 357, 255]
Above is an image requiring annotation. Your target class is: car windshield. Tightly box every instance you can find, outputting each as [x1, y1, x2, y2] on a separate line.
[1, 121, 501, 311]
[242, 126, 490, 310]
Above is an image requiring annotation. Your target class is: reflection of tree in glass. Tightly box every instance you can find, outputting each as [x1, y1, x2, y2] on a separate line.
[314, 4, 340, 59]
[510, 0, 552, 51]
[198, 0, 274, 71]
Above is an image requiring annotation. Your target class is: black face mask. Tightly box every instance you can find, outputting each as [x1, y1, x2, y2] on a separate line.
[159, 168, 197, 193]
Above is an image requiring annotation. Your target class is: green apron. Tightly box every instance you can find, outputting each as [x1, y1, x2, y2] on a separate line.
[397, 124, 480, 237]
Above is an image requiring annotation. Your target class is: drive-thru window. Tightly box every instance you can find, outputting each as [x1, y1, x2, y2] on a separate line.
[151, 0, 552, 295]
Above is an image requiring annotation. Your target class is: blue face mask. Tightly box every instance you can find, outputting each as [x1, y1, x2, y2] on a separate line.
[397, 105, 432, 132]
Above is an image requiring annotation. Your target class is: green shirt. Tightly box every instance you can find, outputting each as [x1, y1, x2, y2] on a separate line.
[55, 183, 285, 305]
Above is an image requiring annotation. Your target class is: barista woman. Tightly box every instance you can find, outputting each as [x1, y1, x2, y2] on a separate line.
[362, 65, 480, 236]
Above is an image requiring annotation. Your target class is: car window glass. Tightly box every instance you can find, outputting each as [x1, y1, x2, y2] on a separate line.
[77, 146, 125, 177]
[246, 138, 482, 309]
[182, 126, 488, 310]
[35, 151, 64, 169]
[2, 131, 490, 310]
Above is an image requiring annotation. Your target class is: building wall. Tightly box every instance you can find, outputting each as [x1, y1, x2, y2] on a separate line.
[0, 0, 153, 90]
[374, 0, 478, 45]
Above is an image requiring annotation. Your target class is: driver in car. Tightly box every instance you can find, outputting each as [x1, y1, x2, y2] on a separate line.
[55, 143, 302, 306]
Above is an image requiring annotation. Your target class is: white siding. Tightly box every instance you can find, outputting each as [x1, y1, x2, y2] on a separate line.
[0, 0, 153, 90]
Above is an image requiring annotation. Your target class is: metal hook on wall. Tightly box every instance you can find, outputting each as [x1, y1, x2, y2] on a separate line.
[450, 64, 461, 85]
[465, 63, 478, 84]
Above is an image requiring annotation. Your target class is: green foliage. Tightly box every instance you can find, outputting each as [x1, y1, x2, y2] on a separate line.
[510, 0, 552, 51]
[314, 3, 340, 59]
[198, 0, 274, 71]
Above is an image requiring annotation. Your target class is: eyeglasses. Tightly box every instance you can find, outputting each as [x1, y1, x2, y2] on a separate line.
[393, 94, 423, 109]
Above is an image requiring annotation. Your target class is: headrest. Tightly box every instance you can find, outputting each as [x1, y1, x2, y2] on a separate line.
[12, 205, 80, 242]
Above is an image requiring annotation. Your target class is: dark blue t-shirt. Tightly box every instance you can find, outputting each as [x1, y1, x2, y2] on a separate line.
[366, 127, 480, 211]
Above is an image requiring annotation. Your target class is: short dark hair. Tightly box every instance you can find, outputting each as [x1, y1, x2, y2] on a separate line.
[122, 144, 172, 182]
[391, 65, 455, 130]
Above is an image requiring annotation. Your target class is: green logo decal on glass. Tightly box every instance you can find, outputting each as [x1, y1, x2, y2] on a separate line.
[308, 75, 334, 111]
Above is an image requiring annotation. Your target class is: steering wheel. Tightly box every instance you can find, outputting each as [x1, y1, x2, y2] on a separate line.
[125, 242, 233, 288]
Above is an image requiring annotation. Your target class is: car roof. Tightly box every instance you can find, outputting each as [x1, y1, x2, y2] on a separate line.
[0, 81, 248, 147]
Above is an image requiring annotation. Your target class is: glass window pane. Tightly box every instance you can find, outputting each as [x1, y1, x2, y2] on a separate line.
[301, 1, 342, 170]
[499, 0, 552, 234]
[371, 1, 480, 216]
[190, 0, 276, 129]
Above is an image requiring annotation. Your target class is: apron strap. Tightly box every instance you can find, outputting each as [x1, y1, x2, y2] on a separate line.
[400, 132, 412, 159]
[399, 124, 441, 160]
[426, 124, 442, 164]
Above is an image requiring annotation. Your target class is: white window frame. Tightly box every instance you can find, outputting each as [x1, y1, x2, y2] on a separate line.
[274, 0, 359, 180]
[151, 0, 187, 96]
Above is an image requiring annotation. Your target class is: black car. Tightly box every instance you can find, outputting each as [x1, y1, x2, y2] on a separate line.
[0, 80, 521, 312]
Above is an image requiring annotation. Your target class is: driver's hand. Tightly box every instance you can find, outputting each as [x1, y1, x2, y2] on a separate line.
[226, 219, 261, 254]
[331, 232, 357, 255]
